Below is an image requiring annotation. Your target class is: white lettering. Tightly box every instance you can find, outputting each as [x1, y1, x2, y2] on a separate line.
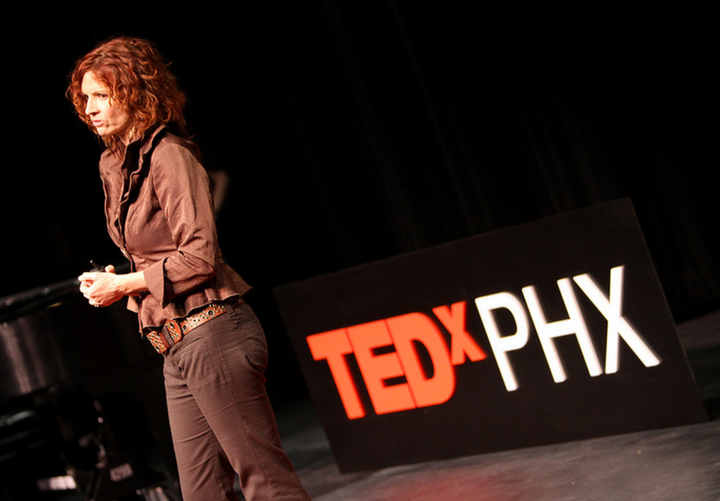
[574, 266, 661, 373]
[476, 267, 660, 392]
[474, 292, 529, 392]
[522, 279, 603, 383]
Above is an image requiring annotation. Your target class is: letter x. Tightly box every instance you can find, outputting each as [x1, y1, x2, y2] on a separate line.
[574, 266, 661, 373]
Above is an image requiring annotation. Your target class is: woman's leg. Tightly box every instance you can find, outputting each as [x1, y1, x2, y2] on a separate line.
[164, 301, 310, 501]
[164, 348, 239, 501]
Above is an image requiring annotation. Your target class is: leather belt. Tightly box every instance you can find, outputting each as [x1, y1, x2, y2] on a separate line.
[146, 302, 227, 355]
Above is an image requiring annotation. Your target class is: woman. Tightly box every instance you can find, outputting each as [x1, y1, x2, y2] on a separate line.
[68, 36, 311, 501]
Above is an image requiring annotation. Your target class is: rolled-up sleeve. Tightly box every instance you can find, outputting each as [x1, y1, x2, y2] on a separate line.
[139, 141, 219, 307]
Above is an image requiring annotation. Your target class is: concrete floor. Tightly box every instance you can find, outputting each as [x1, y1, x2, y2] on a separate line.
[275, 310, 720, 500]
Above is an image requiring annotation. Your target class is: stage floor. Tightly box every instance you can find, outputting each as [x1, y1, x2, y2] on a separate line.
[274, 310, 720, 501]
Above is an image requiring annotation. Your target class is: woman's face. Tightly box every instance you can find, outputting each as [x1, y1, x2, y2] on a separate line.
[81, 71, 130, 140]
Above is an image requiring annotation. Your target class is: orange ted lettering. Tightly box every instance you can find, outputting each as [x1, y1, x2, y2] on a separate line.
[307, 266, 661, 419]
[306, 301, 485, 419]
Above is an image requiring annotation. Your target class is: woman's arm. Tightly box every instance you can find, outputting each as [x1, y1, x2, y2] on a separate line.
[139, 140, 219, 307]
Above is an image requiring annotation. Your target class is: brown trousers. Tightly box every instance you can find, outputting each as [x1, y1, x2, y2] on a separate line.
[162, 301, 311, 501]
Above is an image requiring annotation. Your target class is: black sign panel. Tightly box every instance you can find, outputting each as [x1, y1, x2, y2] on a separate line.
[274, 199, 707, 472]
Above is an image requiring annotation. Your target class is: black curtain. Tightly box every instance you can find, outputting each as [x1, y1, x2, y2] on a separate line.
[2, 2, 717, 324]
[206, 1, 717, 321]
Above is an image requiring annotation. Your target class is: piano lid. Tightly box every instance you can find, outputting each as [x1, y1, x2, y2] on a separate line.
[0, 276, 154, 402]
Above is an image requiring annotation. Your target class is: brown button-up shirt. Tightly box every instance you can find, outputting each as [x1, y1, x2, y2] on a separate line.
[98, 126, 251, 332]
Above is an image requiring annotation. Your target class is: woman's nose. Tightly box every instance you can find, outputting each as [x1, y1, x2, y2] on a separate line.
[85, 98, 96, 115]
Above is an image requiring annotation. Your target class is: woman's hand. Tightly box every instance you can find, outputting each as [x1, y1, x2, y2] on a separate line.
[79, 264, 122, 307]
[78, 265, 148, 308]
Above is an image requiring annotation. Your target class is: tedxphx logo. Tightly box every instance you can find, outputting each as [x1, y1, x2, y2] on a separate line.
[307, 266, 661, 420]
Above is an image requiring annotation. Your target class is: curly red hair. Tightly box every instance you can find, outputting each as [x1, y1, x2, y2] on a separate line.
[67, 36, 187, 152]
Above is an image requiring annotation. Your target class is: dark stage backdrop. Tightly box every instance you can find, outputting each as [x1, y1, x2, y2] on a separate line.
[2, 2, 717, 401]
